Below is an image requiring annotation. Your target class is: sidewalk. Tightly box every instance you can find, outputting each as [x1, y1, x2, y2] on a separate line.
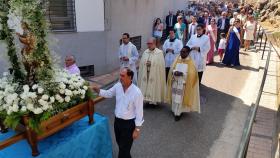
[246, 36, 280, 158]
[86, 69, 119, 89]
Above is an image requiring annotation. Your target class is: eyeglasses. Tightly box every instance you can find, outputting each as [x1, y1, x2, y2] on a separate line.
[147, 43, 153, 45]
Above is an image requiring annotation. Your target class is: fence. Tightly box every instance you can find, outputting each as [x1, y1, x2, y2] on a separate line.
[236, 25, 276, 157]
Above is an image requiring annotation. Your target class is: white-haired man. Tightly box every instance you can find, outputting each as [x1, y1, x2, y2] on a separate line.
[65, 55, 80, 75]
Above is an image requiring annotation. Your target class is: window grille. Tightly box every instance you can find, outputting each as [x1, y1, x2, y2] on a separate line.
[47, 0, 76, 32]
[120, 36, 142, 50]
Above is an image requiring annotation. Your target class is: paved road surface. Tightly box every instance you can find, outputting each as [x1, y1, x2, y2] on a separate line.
[95, 49, 259, 158]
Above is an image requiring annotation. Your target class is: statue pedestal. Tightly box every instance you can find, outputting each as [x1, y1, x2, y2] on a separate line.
[0, 97, 104, 156]
[0, 121, 8, 133]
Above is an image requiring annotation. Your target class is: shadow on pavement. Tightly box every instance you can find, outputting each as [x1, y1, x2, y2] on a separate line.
[95, 84, 250, 158]
[207, 62, 259, 72]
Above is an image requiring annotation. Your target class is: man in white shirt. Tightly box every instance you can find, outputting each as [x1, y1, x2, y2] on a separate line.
[119, 33, 139, 85]
[162, 29, 183, 80]
[188, 16, 198, 40]
[186, 24, 211, 84]
[93, 67, 144, 158]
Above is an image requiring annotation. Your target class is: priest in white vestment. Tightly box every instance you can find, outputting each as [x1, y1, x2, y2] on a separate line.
[119, 33, 139, 85]
[138, 38, 166, 105]
[162, 28, 183, 80]
[166, 46, 200, 121]
[186, 24, 211, 84]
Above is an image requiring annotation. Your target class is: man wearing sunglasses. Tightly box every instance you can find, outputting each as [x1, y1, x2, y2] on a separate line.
[186, 24, 211, 84]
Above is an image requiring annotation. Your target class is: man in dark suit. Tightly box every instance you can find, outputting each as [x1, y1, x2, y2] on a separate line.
[197, 12, 204, 25]
[217, 11, 230, 34]
[166, 11, 177, 36]
[217, 11, 230, 46]
[197, 11, 211, 27]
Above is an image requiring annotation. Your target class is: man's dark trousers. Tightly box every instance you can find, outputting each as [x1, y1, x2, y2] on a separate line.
[166, 67, 170, 81]
[114, 117, 135, 158]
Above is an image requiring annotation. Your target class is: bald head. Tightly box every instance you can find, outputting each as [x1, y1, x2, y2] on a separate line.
[147, 37, 156, 44]
[147, 37, 156, 50]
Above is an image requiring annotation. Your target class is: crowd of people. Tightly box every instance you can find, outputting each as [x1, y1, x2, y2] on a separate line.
[62, 1, 262, 158]
[154, 1, 259, 66]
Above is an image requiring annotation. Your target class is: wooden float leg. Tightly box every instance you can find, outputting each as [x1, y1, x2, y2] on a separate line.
[23, 116, 40, 156]
[88, 99, 94, 124]
[0, 119, 8, 133]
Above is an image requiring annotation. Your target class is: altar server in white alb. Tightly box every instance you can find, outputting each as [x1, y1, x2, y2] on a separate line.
[119, 33, 139, 85]
[186, 24, 210, 84]
[162, 28, 183, 80]
[92, 67, 144, 158]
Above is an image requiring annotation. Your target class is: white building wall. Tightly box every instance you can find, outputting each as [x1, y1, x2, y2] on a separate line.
[0, 0, 190, 75]
[75, 0, 105, 32]
[104, 0, 190, 72]
[173, 0, 189, 11]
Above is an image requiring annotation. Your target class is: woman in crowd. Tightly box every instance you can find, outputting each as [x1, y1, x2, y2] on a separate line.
[153, 18, 164, 48]
[206, 18, 217, 64]
[243, 15, 257, 51]
[222, 19, 242, 66]
[238, 9, 247, 25]
[238, 9, 247, 47]
[174, 16, 187, 45]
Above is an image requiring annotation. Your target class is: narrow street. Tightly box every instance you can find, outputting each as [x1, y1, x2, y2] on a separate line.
[95, 49, 260, 158]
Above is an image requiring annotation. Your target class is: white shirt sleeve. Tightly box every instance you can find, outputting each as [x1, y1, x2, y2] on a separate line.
[162, 40, 168, 53]
[200, 36, 211, 58]
[134, 92, 144, 126]
[99, 84, 117, 98]
[118, 46, 122, 59]
[129, 45, 139, 65]
[175, 40, 183, 54]
[186, 36, 193, 47]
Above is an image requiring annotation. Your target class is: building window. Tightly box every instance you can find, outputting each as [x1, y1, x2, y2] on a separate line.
[47, 0, 76, 32]
[120, 36, 142, 50]
[130, 36, 142, 50]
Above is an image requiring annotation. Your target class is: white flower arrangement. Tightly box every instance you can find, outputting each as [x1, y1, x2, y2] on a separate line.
[0, 0, 94, 134]
[0, 69, 90, 116]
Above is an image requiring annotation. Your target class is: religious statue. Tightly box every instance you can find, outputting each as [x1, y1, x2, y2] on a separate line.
[16, 22, 37, 85]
